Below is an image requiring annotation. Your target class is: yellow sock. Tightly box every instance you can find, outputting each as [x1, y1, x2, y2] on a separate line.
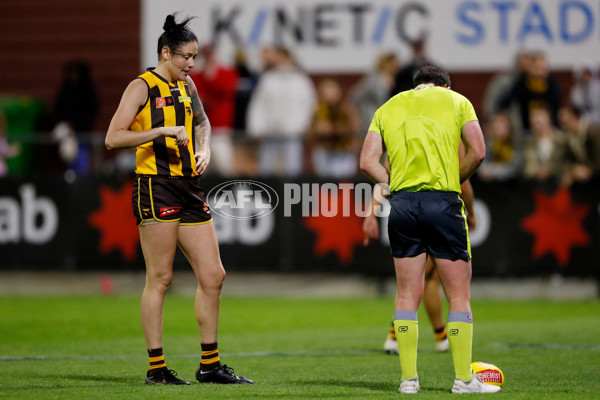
[393, 310, 418, 381]
[447, 312, 473, 382]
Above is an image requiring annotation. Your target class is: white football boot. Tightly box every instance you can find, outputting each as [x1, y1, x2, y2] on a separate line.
[383, 335, 399, 354]
[399, 378, 420, 394]
[452, 374, 501, 394]
[435, 337, 450, 352]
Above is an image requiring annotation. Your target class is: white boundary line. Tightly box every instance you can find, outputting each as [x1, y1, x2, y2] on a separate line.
[2, 343, 600, 362]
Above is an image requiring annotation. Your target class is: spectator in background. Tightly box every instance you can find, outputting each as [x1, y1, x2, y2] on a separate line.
[190, 44, 238, 176]
[258, 45, 280, 72]
[389, 39, 434, 96]
[246, 46, 316, 177]
[351, 52, 399, 137]
[522, 107, 563, 181]
[478, 112, 522, 182]
[232, 47, 258, 134]
[54, 61, 98, 174]
[558, 105, 600, 186]
[0, 110, 20, 176]
[309, 79, 361, 178]
[231, 47, 260, 176]
[483, 50, 532, 126]
[569, 61, 600, 125]
[498, 51, 561, 132]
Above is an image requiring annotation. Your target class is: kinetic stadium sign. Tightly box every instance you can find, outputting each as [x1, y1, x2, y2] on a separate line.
[142, 0, 600, 72]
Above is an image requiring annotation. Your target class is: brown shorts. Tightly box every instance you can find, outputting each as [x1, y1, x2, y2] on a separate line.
[132, 175, 212, 226]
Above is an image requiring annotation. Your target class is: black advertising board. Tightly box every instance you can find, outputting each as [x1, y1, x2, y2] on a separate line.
[0, 175, 598, 278]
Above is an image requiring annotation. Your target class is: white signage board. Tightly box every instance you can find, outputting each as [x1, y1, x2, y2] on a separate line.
[142, 0, 600, 72]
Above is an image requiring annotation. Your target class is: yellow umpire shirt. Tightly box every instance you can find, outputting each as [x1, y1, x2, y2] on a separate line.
[368, 84, 478, 193]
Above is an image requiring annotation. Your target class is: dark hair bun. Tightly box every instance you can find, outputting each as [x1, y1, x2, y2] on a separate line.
[163, 14, 177, 32]
[156, 14, 198, 59]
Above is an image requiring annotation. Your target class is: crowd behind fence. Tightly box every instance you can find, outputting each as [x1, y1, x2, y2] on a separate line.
[1, 46, 600, 189]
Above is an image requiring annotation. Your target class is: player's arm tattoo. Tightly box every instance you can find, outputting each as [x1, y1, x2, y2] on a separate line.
[193, 96, 211, 150]
[187, 76, 211, 150]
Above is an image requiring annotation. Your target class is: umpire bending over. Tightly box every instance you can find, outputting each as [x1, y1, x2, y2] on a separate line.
[360, 66, 500, 394]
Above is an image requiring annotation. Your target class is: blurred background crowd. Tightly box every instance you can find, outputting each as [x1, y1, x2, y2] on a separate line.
[2, 39, 599, 188]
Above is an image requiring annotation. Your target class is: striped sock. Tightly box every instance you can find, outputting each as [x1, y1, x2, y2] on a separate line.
[200, 343, 222, 371]
[434, 326, 447, 341]
[389, 321, 396, 340]
[147, 347, 167, 374]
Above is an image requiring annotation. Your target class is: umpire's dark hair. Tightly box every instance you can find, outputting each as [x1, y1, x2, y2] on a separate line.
[413, 65, 451, 88]
[157, 14, 197, 59]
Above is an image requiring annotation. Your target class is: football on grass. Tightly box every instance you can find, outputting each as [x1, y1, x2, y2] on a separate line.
[472, 362, 504, 386]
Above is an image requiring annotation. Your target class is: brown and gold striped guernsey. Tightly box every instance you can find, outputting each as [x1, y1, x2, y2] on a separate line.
[132, 69, 196, 177]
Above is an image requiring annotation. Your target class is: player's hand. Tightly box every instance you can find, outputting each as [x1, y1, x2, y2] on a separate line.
[362, 214, 379, 246]
[195, 149, 211, 175]
[163, 126, 189, 147]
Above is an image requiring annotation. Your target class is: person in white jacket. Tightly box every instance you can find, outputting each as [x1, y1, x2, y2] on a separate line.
[569, 61, 600, 125]
[247, 46, 316, 177]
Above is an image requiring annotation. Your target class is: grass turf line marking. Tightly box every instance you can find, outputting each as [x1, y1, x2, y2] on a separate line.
[494, 343, 600, 351]
[0, 349, 380, 362]
[3, 343, 600, 363]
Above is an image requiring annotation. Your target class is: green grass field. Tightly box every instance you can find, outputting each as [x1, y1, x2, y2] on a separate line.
[0, 295, 599, 399]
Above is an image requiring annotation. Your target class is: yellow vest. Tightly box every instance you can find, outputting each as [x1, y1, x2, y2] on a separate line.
[369, 85, 478, 192]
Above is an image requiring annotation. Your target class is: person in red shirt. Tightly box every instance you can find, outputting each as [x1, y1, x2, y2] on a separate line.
[190, 44, 238, 176]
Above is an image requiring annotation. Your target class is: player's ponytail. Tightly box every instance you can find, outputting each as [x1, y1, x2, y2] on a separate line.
[157, 14, 197, 59]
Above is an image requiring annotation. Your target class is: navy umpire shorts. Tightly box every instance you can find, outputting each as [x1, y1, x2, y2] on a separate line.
[387, 191, 471, 261]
